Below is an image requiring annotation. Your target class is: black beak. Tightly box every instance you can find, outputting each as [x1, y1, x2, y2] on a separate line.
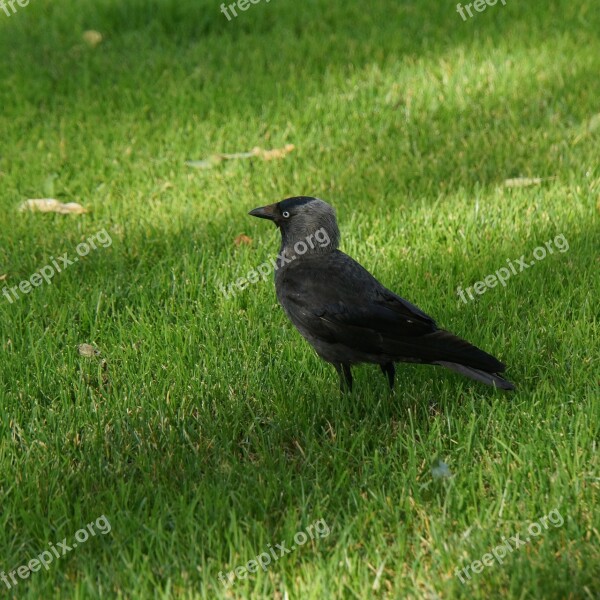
[248, 203, 278, 221]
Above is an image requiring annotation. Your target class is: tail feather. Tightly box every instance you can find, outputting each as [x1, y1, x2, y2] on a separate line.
[398, 329, 515, 390]
[386, 329, 507, 373]
[435, 361, 515, 390]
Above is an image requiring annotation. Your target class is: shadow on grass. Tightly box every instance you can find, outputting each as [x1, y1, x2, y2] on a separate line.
[0, 1, 598, 595]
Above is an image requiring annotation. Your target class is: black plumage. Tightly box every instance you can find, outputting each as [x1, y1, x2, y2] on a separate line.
[249, 196, 515, 392]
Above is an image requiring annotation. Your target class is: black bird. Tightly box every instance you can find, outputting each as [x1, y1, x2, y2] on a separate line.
[249, 196, 515, 392]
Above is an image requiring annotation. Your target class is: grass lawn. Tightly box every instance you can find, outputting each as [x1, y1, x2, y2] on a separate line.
[0, 0, 598, 597]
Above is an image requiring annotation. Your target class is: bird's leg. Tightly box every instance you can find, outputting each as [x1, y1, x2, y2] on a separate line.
[334, 363, 353, 392]
[380, 362, 395, 390]
[342, 363, 353, 392]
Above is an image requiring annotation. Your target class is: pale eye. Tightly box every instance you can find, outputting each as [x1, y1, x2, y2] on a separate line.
[282, 211, 290, 218]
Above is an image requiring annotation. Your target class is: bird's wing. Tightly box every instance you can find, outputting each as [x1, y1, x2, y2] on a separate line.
[278, 253, 508, 373]
[277, 252, 437, 353]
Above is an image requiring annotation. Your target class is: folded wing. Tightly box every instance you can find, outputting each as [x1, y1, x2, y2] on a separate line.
[277, 251, 509, 377]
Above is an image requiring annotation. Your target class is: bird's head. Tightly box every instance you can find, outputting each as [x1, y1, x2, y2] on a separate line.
[249, 196, 340, 254]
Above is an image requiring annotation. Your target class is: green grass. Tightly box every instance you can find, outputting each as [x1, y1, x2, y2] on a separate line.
[0, 0, 599, 598]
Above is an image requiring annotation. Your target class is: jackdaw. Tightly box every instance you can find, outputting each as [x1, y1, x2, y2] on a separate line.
[249, 196, 515, 392]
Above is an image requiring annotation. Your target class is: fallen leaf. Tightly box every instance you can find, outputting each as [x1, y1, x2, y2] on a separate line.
[255, 144, 295, 160]
[0, 274, 6, 281]
[221, 150, 260, 160]
[186, 144, 294, 169]
[78, 343, 100, 358]
[234, 234, 253, 246]
[504, 177, 546, 188]
[185, 157, 223, 169]
[83, 30, 103, 47]
[19, 199, 88, 214]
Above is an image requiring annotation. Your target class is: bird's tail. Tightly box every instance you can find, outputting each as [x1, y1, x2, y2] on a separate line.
[406, 330, 515, 390]
[434, 361, 515, 390]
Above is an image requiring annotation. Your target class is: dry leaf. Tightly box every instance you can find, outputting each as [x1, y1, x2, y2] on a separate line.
[0, 274, 6, 281]
[19, 199, 88, 214]
[234, 234, 253, 246]
[504, 177, 544, 188]
[255, 144, 295, 160]
[186, 144, 294, 169]
[222, 150, 260, 159]
[185, 156, 224, 169]
[83, 30, 103, 47]
[78, 343, 100, 358]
